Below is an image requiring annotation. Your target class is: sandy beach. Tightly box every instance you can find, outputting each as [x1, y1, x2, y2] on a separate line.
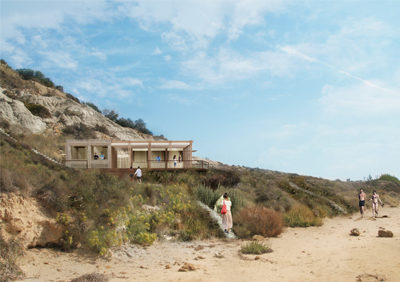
[17, 207, 400, 282]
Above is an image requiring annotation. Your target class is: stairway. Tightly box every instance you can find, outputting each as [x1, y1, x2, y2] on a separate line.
[0, 128, 64, 167]
[197, 201, 236, 239]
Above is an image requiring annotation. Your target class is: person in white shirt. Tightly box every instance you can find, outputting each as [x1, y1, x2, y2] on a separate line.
[133, 166, 142, 183]
[221, 193, 233, 233]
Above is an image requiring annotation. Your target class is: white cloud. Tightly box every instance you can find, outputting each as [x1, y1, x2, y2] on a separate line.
[124, 78, 143, 87]
[1, 0, 112, 41]
[40, 51, 78, 69]
[227, 0, 286, 40]
[182, 47, 297, 84]
[152, 47, 162, 55]
[160, 80, 191, 90]
[164, 55, 172, 62]
[320, 83, 400, 116]
[119, 0, 288, 50]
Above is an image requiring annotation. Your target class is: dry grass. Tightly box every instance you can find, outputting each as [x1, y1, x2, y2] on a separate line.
[284, 203, 323, 227]
[234, 206, 284, 238]
[0, 237, 24, 281]
[240, 241, 273, 255]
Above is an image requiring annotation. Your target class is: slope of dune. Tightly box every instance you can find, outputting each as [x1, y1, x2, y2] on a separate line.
[17, 207, 400, 282]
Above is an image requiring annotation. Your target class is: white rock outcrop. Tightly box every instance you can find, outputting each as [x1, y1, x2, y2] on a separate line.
[0, 90, 47, 133]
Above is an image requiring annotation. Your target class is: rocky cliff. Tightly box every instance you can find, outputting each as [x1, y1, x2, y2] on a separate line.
[0, 62, 152, 141]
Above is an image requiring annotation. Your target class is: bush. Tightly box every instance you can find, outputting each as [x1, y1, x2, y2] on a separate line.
[85, 102, 101, 113]
[0, 237, 24, 281]
[102, 109, 153, 135]
[55, 85, 64, 92]
[195, 185, 221, 208]
[235, 206, 284, 238]
[62, 123, 97, 139]
[379, 174, 400, 185]
[240, 241, 273, 254]
[94, 124, 109, 135]
[284, 204, 323, 227]
[24, 102, 51, 118]
[16, 68, 54, 87]
[204, 169, 241, 189]
[66, 93, 80, 104]
[195, 185, 244, 212]
[71, 273, 108, 282]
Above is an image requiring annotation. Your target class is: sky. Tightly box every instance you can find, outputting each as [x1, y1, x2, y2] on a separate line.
[1, 0, 400, 180]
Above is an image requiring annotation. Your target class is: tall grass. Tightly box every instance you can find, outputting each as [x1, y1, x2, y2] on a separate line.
[0, 237, 24, 281]
[240, 241, 273, 254]
[284, 204, 323, 227]
[195, 185, 244, 211]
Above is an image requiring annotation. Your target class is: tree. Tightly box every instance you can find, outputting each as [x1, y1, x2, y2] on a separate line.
[102, 109, 119, 122]
[85, 102, 101, 113]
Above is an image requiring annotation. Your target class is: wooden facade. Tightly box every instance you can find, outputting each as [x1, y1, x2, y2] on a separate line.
[64, 139, 206, 170]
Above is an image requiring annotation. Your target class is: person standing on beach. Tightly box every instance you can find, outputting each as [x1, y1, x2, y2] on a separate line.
[370, 190, 383, 218]
[358, 188, 366, 218]
[221, 193, 233, 233]
[133, 166, 142, 184]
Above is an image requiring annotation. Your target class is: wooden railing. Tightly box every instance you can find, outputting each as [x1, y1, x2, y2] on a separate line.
[65, 159, 209, 170]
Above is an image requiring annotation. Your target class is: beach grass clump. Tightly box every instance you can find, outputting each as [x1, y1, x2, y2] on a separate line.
[195, 185, 221, 208]
[195, 185, 244, 212]
[240, 241, 273, 255]
[284, 203, 323, 227]
[234, 206, 284, 238]
[0, 237, 24, 281]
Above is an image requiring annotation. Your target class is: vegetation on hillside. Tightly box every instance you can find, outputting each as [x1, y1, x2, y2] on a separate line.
[0, 61, 156, 137]
[1, 130, 400, 281]
[16, 68, 56, 88]
[102, 109, 153, 135]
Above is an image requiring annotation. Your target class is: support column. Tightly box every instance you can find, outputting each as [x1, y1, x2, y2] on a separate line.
[107, 145, 112, 168]
[65, 142, 71, 167]
[165, 148, 168, 169]
[128, 143, 132, 168]
[147, 143, 151, 168]
[87, 144, 92, 168]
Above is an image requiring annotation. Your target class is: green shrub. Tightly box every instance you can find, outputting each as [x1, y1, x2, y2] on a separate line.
[179, 230, 194, 241]
[284, 204, 323, 227]
[62, 123, 97, 139]
[66, 93, 80, 103]
[379, 174, 400, 185]
[204, 169, 241, 189]
[235, 206, 284, 238]
[195, 185, 244, 211]
[240, 241, 273, 254]
[94, 124, 109, 135]
[196, 185, 221, 208]
[24, 102, 51, 118]
[16, 68, 55, 87]
[85, 102, 101, 113]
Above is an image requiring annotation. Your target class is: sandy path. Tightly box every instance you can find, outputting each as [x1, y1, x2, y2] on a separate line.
[17, 207, 400, 282]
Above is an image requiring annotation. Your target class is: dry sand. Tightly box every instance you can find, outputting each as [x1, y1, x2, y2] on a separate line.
[17, 207, 400, 282]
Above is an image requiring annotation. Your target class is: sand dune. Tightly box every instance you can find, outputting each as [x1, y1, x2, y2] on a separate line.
[18, 207, 400, 282]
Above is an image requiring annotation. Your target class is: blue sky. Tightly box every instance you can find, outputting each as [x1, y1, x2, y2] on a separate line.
[1, 0, 400, 180]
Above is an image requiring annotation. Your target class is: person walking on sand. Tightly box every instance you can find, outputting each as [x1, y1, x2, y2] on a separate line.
[133, 166, 142, 184]
[369, 190, 383, 218]
[358, 188, 366, 218]
[221, 193, 233, 233]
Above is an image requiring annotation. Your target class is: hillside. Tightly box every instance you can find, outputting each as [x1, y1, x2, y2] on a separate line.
[1, 61, 400, 281]
[0, 61, 154, 141]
